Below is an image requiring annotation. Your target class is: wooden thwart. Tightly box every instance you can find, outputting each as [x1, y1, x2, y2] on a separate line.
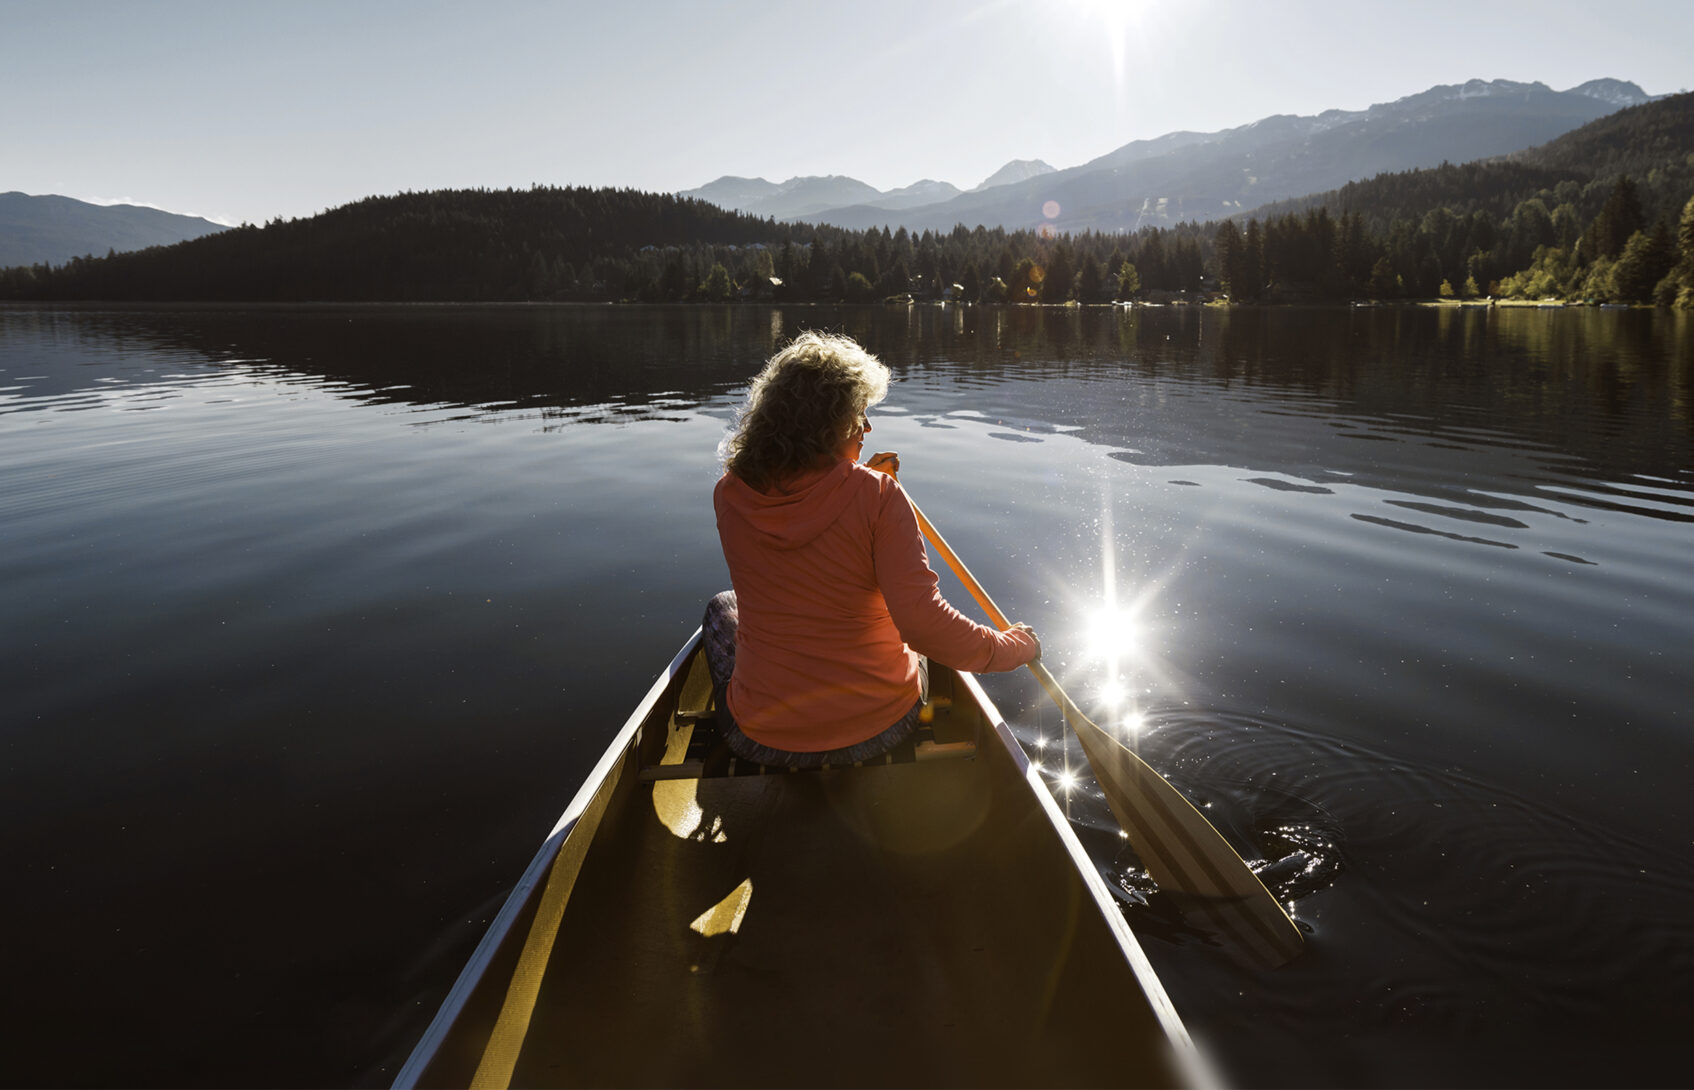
[639, 697, 976, 782]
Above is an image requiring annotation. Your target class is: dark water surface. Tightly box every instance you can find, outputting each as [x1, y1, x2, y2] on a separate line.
[2, 303, 1690, 1087]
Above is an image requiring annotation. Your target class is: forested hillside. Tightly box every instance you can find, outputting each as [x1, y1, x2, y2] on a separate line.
[4, 95, 1693, 307]
[1230, 92, 1694, 304]
[0, 188, 797, 302]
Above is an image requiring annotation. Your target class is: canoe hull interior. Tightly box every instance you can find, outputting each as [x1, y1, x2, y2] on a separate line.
[399, 635, 1197, 1088]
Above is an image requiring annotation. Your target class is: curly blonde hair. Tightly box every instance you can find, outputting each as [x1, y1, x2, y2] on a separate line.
[723, 331, 890, 492]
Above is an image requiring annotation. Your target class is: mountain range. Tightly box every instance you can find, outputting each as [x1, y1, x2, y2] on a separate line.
[680, 79, 1655, 233]
[679, 159, 1061, 221]
[9, 89, 1691, 306]
[0, 192, 229, 268]
[1, 78, 1663, 271]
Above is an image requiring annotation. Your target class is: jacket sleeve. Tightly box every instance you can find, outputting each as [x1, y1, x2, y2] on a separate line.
[871, 480, 1039, 673]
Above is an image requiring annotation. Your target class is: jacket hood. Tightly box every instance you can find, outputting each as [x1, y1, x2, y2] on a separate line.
[716, 459, 863, 550]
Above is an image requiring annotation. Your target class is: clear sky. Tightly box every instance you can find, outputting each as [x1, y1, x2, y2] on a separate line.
[5, 0, 1690, 226]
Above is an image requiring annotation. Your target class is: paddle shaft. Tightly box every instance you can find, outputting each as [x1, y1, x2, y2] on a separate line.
[902, 493, 1086, 722]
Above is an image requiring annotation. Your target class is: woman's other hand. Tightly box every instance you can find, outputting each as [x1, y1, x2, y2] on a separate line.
[865, 451, 900, 476]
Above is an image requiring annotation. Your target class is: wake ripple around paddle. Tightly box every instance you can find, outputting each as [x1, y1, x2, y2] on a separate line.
[1041, 709, 1694, 1032]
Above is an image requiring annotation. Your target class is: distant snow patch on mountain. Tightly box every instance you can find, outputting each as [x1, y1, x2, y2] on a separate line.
[678, 175, 883, 218]
[679, 176, 780, 210]
[971, 160, 1056, 192]
[1567, 78, 1652, 107]
[869, 179, 963, 210]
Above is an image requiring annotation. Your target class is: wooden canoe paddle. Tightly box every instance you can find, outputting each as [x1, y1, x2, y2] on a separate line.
[885, 467, 1304, 968]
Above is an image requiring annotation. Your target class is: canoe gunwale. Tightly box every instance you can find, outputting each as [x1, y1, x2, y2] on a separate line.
[963, 668, 1202, 1079]
[391, 629, 702, 1089]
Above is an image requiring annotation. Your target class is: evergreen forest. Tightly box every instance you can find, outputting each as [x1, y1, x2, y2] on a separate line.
[5, 94, 1694, 309]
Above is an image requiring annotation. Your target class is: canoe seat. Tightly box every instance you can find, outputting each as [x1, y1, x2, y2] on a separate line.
[640, 698, 977, 783]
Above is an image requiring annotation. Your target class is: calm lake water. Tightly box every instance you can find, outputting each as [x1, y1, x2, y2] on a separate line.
[2, 302, 1691, 1088]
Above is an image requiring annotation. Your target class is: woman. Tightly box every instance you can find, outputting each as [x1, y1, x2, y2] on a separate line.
[708, 331, 1040, 767]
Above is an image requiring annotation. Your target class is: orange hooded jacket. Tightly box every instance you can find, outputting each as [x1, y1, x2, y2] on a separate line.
[714, 458, 1039, 753]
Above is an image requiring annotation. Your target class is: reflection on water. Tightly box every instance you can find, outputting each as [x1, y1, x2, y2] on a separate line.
[0, 303, 784, 419]
[1, 303, 1690, 1087]
[9, 304, 1687, 472]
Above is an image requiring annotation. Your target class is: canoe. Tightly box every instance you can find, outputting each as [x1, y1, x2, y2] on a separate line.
[395, 631, 1205, 1089]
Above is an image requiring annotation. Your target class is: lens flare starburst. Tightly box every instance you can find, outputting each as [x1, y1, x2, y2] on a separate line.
[1083, 606, 1140, 666]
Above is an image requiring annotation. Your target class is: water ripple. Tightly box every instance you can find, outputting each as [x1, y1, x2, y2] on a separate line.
[1536, 482, 1694, 523]
[1351, 512, 1518, 548]
[1382, 500, 1529, 529]
[1093, 709, 1694, 1028]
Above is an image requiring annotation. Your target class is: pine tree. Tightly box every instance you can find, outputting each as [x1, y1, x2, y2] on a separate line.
[1242, 220, 1265, 302]
[1680, 195, 1694, 278]
[961, 263, 982, 302]
[1367, 257, 1398, 300]
[1612, 224, 1675, 303]
[1670, 196, 1694, 308]
[1043, 246, 1074, 302]
[1172, 235, 1204, 293]
[1215, 220, 1244, 298]
[1139, 231, 1168, 291]
[1583, 176, 1646, 262]
[1076, 254, 1104, 303]
[808, 240, 833, 299]
[527, 251, 552, 299]
[1336, 211, 1373, 293]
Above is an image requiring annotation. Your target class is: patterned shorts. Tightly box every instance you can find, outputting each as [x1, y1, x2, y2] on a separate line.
[701, 590, 925, 769]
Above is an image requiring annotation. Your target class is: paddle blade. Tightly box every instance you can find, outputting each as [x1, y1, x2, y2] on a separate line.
[1069, 711, 1305, 969]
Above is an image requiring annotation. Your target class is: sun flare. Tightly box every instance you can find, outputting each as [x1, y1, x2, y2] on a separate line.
[1083, 606, 1140, 665]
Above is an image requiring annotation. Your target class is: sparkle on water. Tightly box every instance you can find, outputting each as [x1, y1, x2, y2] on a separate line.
[1082, 605, 1140, 665]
